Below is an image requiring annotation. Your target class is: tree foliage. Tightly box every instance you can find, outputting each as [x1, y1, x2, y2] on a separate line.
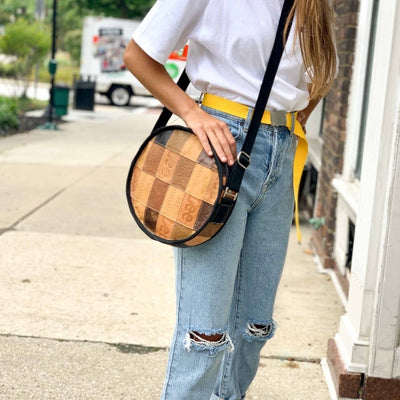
[0, 19, 50, 96]
[0, 0, 156, 77]
[84, 0, 156, 19]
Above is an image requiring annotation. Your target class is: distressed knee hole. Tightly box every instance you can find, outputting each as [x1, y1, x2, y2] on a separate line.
[190, 332, 224, 343]
[244, 320, 276, 342]
[184, 329, 234, 355]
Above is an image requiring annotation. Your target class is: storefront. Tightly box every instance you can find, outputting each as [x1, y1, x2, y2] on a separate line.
[305, 0, 400, 398]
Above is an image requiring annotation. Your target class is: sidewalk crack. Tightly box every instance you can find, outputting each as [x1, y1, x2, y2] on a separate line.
[0, 333, 167, 355]
[260, 354, 321, 364]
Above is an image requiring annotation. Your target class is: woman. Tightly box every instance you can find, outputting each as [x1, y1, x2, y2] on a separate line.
[124, 1, 337, 399]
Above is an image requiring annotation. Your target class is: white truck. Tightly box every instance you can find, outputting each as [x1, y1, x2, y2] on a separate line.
[80, 16, 198, 106]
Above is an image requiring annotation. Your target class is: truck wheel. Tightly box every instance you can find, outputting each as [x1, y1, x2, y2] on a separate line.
[108, 86, 131, 106]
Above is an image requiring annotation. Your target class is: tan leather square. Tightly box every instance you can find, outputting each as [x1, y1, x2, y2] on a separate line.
[202, 171, 220, 204]
[160, 186, 185, 220]
[155, 214, 175, 240]
[176, 193, 202, 228]
[132, 199, 146, 223]
[180, 134, 203, 161]
[185, 164, 214, 199]
[136, 141, 152, 169]
[132, 171, 154, 204]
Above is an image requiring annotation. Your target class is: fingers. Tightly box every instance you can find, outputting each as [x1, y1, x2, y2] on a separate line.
[296, 111, 307, 133]
[184, 109, 237, 166]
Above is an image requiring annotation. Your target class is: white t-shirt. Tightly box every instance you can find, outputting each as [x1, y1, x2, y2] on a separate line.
[133, 0, 309, 112]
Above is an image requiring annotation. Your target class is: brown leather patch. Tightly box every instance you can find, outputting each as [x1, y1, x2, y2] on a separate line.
[171, 157, 195, 190]
[147, 178, 169, 212]
[172, 223, 194, 240]
[144, 208, 159, 233]
[157, 149, 180, 183]
[197, 149, 217, 169]
[166, 129, 189, 152]
[142, 142, 164, 175]
[184, 222, 222, 246]
[194, 201, 214, 230]
[200, 222, 223, 236]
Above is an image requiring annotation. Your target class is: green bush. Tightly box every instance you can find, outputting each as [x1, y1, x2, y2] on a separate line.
[0, 96, 19, 131]
[0, 62, 18, 78]
[63, 29, 82, 66]
[0, 19, 50, 96]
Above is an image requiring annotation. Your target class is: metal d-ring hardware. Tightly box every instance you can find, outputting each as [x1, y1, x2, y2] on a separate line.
[237, 151, 251, 169]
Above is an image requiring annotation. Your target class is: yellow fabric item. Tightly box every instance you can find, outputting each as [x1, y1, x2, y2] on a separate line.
[202, 93, 308, 243]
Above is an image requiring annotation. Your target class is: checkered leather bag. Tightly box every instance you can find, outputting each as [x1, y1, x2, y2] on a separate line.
[126, 0, 294, 246]
[126, 125, 233, 246]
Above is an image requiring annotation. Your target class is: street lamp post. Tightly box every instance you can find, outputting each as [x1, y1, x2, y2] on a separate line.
[40, 0, 58, 130]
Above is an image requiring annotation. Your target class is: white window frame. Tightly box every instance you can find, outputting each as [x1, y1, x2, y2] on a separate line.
[333, 0, 378, 276]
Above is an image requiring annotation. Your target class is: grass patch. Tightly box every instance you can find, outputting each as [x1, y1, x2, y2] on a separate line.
[17, 96, 48, 112]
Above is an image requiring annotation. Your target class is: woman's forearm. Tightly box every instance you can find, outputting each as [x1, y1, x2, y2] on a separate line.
[123, 39, 237, 165]
[123, 40, 198, 122]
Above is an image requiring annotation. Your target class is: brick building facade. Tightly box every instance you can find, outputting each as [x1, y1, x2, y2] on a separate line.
[309, 0, 359, 280]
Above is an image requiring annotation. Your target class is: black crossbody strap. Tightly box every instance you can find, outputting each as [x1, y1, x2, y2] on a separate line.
[226, 0, 295, 194]
[152, 70, 191, 131]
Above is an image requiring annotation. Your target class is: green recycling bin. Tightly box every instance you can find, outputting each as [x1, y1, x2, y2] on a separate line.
[53, 84, 70, 117]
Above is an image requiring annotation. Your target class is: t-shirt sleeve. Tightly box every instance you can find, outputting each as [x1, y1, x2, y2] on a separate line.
[132, 0, 208, 64]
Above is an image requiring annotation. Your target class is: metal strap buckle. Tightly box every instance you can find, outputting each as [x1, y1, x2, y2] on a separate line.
[222, 187, 238, 202]
[237, 151, 251, 169]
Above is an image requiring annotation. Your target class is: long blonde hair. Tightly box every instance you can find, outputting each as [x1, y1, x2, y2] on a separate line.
[285, 0, 337, 100]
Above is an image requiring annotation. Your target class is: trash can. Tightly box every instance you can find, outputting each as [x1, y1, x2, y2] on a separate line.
[53, 84, 70, 117]
[73, 76, 96, 111]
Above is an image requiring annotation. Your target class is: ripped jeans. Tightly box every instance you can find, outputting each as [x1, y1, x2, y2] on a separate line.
[161, 106, 297, 400]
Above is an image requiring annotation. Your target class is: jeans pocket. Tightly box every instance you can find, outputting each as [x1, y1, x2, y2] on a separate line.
[201, 106, 243, 139]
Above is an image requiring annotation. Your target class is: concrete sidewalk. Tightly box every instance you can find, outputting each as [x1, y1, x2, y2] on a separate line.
[0, 105, 344, 399]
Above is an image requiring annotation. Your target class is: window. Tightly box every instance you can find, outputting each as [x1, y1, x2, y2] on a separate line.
[355, 0, 380, 178]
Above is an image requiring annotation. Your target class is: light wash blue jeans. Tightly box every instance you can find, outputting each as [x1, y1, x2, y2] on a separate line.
[161, 106, 297, 400]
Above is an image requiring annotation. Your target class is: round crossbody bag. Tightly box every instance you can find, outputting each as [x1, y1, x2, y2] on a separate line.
[126, 0, 294, 247]
[126, 124, 233, 247]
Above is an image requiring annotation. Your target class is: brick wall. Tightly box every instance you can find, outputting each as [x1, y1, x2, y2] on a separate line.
[311, 0, 359, 264]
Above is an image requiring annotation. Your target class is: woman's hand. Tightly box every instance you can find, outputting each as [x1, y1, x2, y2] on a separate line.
[297, 84, 323, 133]
[182, 105, 237, 166]
[296, 110, 309, 133]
